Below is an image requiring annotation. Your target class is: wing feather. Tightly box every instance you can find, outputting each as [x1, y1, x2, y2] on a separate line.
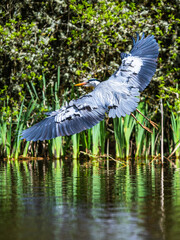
[21, 95, 106, 140]
[21, 33, 159, 141]
[109, 33, 159, 92]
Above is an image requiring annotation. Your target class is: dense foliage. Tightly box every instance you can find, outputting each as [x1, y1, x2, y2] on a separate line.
[1, 0, 179, 110]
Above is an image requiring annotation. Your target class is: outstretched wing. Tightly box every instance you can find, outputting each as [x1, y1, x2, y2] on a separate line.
[21, 33, 159, 141]
[21, 80, 139, 141]
[98, 33, 159, 119]
[109, 33, 159, 92]
[21, 94, 107, 141]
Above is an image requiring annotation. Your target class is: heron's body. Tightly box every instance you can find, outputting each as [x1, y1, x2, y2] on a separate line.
[21, 33, 159, 141]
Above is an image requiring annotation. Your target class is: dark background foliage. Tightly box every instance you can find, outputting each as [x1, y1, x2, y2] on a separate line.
[0, 0, 179, 116]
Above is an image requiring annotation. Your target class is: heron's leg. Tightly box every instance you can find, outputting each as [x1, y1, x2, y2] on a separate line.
[136, 109, 158, 130]
[130, 113, 153, 133]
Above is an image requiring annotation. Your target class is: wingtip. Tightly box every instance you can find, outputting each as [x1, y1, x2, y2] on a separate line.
[131, 36, 136, 46]
[131, 32, 146, 46]
[135, 32, 140, 41]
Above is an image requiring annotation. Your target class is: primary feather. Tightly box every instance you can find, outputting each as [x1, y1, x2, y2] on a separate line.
[21, 33, 159, 141]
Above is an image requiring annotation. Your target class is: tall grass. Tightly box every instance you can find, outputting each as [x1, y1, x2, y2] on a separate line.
[0, 98, 37, 159]
[0, 68, 179, 160]
[72, 134, 80, 158]
[113, 114, 135, 158]
[49, 67, 64, 158]
[124, 115, 135, 157]
[91, 121, 106, 155]
[113, 117, 125, 158]
[171, 110, 180, 157]
[135, 103, 147, 158]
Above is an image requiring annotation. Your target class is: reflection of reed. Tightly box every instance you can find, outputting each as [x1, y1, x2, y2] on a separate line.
[160, 166, 165, 240]
[0, 159, 180, 240]
[170, 107, 180, 158]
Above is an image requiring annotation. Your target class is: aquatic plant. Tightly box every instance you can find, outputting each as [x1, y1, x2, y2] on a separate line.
[171, 109, 180, 157]
[0, 68, 179, 160]
[134, 103, 147, 158]
[113, 117, 125, 159]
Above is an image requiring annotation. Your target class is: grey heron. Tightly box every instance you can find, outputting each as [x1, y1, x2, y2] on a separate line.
[21, 33, 159, 141]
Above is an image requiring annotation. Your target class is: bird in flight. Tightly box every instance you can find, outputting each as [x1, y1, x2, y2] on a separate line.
[21, 33, 159, 141]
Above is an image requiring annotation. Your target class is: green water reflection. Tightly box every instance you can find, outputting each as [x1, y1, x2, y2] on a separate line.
[0, 159, 180, 240]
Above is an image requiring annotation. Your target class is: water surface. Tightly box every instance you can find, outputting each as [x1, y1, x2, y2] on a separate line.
[0, 159, 180, 240]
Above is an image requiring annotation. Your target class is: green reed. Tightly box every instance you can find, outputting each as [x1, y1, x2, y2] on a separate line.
[124, 115, 135, 157]
[113, 117, 125, 158]
[0, 98, 27, 159]
[113, 114, 135, 158]
[0, 67, 179, 159]
[72, 134, 80, 158]
[0, 100, 8, 157]
[91, 121, 106, 155]
[48, 68, 64, 158]
[134, 103, 147, 158]
[79, 131, 89, 153]
[133, 102, 159, 158]
[171, 109, 180, 157]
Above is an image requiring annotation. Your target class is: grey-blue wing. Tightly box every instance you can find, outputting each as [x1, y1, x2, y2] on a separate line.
[109, 33, 159, 92]
[86, 80, 140, 119]
[21, 94, 106, 141]
[107, 86, 140, 118]
[21, 81, 140, 141]
[21, 33, 158, 141]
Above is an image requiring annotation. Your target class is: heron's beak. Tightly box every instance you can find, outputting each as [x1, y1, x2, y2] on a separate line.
[74, 82, 87, 86]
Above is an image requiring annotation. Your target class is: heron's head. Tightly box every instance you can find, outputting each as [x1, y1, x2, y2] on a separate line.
[75, 78, 100, 88]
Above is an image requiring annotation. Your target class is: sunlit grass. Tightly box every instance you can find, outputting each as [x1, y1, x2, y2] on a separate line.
[113, 117, 125, 159]
[135, 103, 147, 158]
[171, 109, 180, 157]
[72, 134, 80, 159]
[0, 69, 179, 160]
[91, 121, 106, 155]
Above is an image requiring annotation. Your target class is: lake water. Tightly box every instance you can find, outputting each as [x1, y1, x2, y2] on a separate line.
[0, 158, 180, 240]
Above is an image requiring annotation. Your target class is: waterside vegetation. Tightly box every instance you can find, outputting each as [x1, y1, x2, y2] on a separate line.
[0, 69, 179, 160]
[0, 0, 179, 160]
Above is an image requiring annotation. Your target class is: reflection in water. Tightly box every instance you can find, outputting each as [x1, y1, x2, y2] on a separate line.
[0, 159, 180, 240]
